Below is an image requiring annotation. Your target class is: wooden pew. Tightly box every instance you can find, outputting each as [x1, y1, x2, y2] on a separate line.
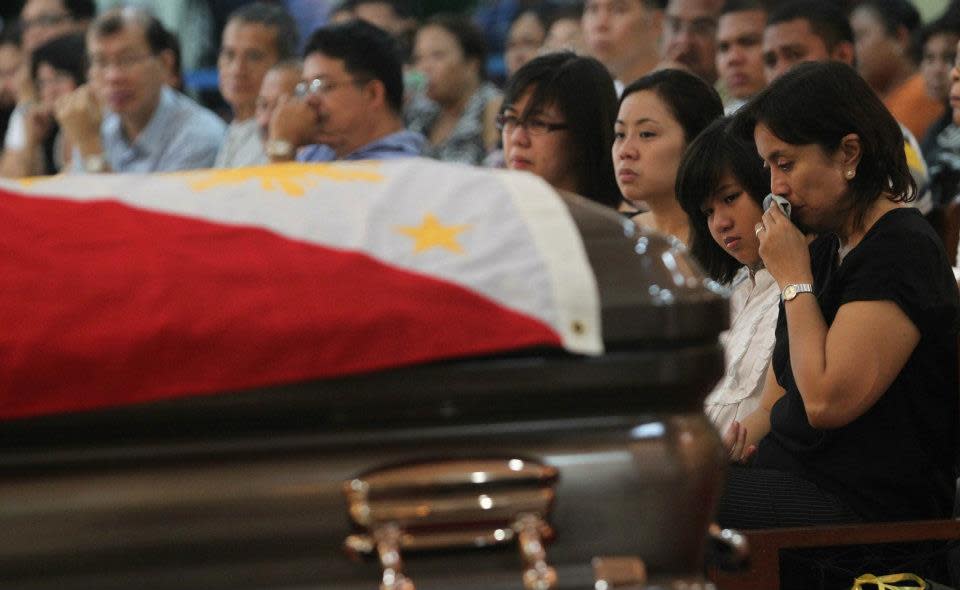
[710, 518, 960, 590]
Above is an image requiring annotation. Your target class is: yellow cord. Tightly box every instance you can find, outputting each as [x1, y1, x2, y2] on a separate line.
[852, 573, 927, 590]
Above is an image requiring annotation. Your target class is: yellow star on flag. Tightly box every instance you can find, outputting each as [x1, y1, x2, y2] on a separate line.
[396, 213, 471, 254]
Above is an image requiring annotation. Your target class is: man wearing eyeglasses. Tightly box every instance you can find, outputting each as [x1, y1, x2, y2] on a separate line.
[56, 7, 225, 173]
[266, 20, 425, 163]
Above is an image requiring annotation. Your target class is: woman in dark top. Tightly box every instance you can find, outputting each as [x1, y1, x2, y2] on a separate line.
[719, 61, 959, 529]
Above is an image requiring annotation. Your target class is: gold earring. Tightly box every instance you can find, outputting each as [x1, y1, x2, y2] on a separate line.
[845, 169, 855, 179]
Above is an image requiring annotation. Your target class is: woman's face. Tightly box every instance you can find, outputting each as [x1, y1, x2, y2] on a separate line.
[754, 122, 851, 234]
[505, 13, 545, 77]
[949, 40, 960, 125]
[413, 25, 476, 105]
[701, 171, 764, 268]
[36, 62, 76, 108]
[502, 88, 578, 193]
[921, 32, 958, 104]
[612, 90, 686, 206]
[543, 18, 583, 54]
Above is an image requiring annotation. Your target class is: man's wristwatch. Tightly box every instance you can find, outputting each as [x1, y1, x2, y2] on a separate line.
[265, 139, 294, 159]
[781, 283, 814, 302]
[82, 153, 106, 173]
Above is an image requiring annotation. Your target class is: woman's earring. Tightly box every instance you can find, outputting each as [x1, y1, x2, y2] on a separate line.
[845, 169, 855, 179]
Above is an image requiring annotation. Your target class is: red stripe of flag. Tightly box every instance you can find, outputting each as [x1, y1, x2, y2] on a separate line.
[0, 191, 562, 419]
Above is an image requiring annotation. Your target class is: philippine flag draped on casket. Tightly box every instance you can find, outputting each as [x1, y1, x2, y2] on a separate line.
[0, 160, 603, 419]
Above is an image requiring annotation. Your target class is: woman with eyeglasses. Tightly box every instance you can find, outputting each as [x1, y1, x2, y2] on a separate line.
[498, 51, 620, 208]
[614, 69, 724, 245]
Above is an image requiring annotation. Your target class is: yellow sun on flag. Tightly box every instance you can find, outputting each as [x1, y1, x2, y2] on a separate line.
[396, 213, 471, 254]
[184, 162, 384, 197]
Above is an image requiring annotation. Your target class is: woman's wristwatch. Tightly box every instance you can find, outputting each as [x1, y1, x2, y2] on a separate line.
[781, 283, 814, 302]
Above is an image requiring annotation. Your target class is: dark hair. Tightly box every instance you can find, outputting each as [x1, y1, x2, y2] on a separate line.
[343, 0, 416, 19]
[546, 3, 583, 27]
[303, 20, 404, 114]
[88, 7, 171, 56]
[767, 0, 853, 52]
[228, 2, 299, 60]
[677, 117, 769, 283]
[730, 61, 915, 230]
[502, 51, 620, 208]
[620, 68, 724, 144]
[420, 14, 488, 79]
[63, 0, 96, 20]
[30, 31, 85, 86]
[158, 27, 183, 91]
[916, 9, 960, 63]
[721, 0, 766, 16]
[0, 22, 21, 48]
[852, 0, 920, 37]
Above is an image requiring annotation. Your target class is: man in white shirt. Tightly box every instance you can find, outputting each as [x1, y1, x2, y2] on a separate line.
[214, 2, 298, 168]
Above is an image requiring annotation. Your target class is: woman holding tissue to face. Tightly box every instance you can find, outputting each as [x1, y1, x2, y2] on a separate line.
[718, 61, 959, 532]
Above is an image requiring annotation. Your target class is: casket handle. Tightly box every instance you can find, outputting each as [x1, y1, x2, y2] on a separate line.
[515, 513, 557, 590]
[342, 457, 559, 590]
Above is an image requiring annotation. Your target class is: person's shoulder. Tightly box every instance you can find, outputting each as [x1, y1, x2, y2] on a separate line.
[167, 90, 226, 141]
[853, 209, 945, 271]
[477, 81, 502, 102]
[870, 208, 935, 243]
[359, 130, 427, 159]
[403, 93, 438, 130]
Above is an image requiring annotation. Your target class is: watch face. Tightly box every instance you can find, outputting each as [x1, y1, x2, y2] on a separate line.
[783, 285, 797, 300]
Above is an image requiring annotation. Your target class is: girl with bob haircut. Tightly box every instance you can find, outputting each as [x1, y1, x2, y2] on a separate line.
[676, 117, 778, 435]
[499, 51, 620, 208]
[719, 61, 958, 534]
[614, 68, 724, 244]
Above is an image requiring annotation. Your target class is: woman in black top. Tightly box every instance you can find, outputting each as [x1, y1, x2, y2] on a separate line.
[718, 61, 959, 529]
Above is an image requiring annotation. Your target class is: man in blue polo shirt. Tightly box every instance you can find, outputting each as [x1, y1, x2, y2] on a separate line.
[265, 20, 425, 162]
[56, 7, 225, 173]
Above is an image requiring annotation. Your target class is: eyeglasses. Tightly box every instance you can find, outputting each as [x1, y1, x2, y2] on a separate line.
[496, 113, 568, 135]
[294, 77, 367, 98]
[89, 53, 154, 73]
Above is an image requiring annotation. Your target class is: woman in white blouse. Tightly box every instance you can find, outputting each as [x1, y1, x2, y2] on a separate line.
[677, 117, 779, 434]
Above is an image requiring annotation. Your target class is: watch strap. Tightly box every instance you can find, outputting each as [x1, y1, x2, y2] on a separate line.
[82, 153, 106, 173]
[265, 139, 294, 159]
[781, 283, 814, 302]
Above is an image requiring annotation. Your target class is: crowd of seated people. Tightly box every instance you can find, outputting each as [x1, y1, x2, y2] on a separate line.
[0, 1, 958, 586]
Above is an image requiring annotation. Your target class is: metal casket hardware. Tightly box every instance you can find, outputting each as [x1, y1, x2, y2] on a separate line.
[592, 556, 648, 589]
[343, 458, 559, 590]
